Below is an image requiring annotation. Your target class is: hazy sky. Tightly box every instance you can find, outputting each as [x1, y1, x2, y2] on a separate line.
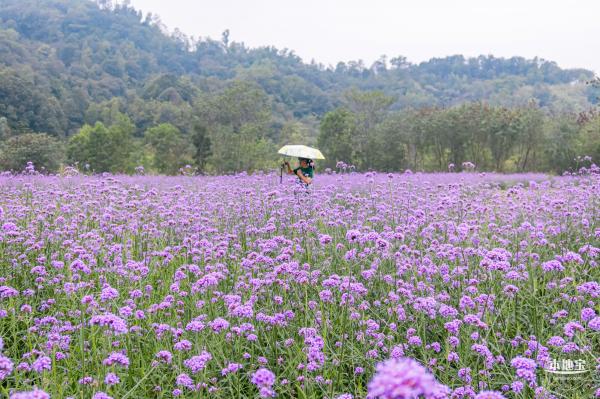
[128, 0, 599, 74]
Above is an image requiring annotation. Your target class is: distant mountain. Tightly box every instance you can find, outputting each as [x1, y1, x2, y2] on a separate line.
[0, 0, 597, 136]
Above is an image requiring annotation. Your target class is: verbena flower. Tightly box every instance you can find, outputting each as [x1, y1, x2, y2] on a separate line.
[31, 356, 51, 373]
[367, 357, 440, 399]
[0, 354, 14, 380]
[102, 352, 129, 368]
[475, 391, 507, 399]
[104, 372, 120, 386]
[251, 368, 276, 398]
[10, 389, 51, 399]
[89, 313, 128, 335]
[183, 351, 212, 374]
[252, 367, 276, 387]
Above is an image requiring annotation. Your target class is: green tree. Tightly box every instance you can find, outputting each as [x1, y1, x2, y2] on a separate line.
[370, 113, 409, 171]
[578, 112, 600, 164]
[191, 124, 212, 172]
[487, 108, 521, 171]
[413, 107, 449, 170]
[0, 133, 64, 172]
[108, 114, 136, 172]
[318, 108, 356, 168]
[343, 90, 395, 168]
[513, 104, 545, 171]
[542, 114, 581, 173]
[145, 123, 193, 175]
[197, 80, 275, 172]
[67, 115, 135, 173]
[205, 124, 274, 173]
[199, 80, 271, 130]
[400, 109, 430, 170]
[451, 103, 490, 170]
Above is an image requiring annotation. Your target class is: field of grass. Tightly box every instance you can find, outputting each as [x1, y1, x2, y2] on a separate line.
[0, 171, 598, 398]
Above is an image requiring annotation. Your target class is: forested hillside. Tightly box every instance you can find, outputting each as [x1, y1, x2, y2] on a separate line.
[0, 0, 599, 174]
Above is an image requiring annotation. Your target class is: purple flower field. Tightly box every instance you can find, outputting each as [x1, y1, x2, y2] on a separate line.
[0, 171, 598, 398]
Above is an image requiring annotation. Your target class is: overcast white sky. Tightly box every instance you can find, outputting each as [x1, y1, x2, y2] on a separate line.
[128, 0, 599, 74]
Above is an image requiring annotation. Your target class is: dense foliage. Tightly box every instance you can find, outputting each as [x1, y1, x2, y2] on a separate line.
[0, 172, 598, 398]
[0, 0, 599, 174]
[318, 100, 600, 173]
[0, 133, 64, 172]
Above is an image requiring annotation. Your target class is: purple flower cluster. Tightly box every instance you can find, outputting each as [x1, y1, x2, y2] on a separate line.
[0, 354, 14, 380]
[510, 356, 537, 385]
[89, 313, 128, 335]
[474, 391, 506, 399]
[183, 351, 212, 374]
[367, 358, 447, 399]
[251, 368, 276, 398]
[102, 352, 129, 368]
[9, 389, 50, 399]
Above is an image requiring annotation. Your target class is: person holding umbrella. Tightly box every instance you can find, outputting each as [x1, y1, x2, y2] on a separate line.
[283, 157, 314, 188]
[277, 145, 325, 191]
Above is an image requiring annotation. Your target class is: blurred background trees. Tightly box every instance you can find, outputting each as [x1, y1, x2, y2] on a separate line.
[0, 0, 598, 174]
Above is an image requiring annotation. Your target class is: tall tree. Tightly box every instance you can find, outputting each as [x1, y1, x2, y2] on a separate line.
[191, 124, 212, 172]
[318, 108, 356, 168]
[542, 114, 581, 173]
[342, 90, 395, 168]
[196, 80, 274, 172]
[145, 123, 193, 175]
[578, 111, 600, 164]
[67, 114, 135, 173]
[514, 104, 545, 171]
[487, 108, 521, 171]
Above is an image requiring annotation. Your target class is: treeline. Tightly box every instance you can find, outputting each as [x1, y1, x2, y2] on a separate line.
[1, 84, 599, 175]
[318, 92, 600, 173]
[0, 80, 291, 174]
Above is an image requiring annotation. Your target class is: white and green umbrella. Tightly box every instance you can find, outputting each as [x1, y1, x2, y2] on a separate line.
[277, 145, 325, 160]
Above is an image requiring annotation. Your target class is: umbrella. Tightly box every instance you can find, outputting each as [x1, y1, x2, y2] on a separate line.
[278, 145, 325, 184]
[277, 145, 325, 160]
